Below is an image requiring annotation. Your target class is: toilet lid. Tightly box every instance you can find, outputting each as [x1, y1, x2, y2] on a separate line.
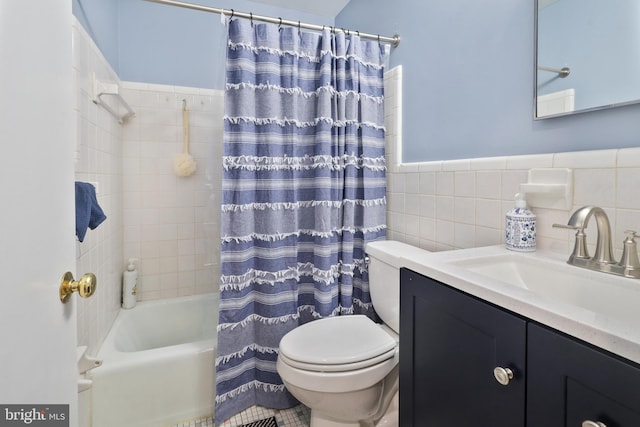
[279, 315, 397, 368]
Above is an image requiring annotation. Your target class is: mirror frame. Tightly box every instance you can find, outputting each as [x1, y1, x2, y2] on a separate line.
[534, 0, 640, 120]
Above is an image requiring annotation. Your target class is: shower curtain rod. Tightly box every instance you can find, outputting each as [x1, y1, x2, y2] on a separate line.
[143, 0, 400, 47]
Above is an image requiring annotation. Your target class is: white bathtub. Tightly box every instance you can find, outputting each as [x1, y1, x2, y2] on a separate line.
[91, 294, 218, 427]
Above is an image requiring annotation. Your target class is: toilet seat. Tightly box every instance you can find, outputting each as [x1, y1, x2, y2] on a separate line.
[279, 315, 397, 372]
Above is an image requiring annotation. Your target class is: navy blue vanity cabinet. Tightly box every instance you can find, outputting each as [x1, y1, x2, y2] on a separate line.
[399, 268, 527, 427]
[400, 267, 640, 427]
[527, 323, 640, 427]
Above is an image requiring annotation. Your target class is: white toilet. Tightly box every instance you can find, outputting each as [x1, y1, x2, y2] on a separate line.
[276, 240, 427, 427]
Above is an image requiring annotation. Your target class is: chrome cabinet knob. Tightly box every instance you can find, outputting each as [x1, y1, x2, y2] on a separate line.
[582, 421, 606, 427]
[493, 366, 514, 386]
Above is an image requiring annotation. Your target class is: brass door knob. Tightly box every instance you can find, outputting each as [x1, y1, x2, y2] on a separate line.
[60, 272, 97, 303]
[582, 422, 606, 427]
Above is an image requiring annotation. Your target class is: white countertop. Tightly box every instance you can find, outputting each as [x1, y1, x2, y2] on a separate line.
[399, 245, 640, 365]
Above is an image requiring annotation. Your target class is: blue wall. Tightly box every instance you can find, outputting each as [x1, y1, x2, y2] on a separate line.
[74, 0, 640, 162]
[337, 0, 640, 162]
[74, 0, 334, 89]
[73, 0, 119, 71]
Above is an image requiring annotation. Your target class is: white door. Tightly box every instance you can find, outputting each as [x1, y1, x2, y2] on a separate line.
[0, 1, 78, 426]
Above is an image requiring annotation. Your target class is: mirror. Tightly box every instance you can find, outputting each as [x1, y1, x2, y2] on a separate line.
[535, 0, 640, 119]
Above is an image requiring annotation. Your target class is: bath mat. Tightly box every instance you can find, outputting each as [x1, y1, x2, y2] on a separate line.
[240, 417, 278, 427]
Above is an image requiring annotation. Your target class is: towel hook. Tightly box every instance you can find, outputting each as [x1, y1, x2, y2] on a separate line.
[182, 98, 187, 111]
[250, 12, 253, 26]
[229, 9, 234, 20]
[278, 17, 283, 30]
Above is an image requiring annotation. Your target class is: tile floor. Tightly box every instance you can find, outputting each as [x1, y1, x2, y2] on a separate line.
[171, 404, 310, 427]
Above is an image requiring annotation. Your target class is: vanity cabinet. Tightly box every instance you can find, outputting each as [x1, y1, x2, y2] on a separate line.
[399, 268, 640, 427]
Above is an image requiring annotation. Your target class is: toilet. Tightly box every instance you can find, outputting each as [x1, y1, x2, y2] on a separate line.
[276, 240, 427, 427]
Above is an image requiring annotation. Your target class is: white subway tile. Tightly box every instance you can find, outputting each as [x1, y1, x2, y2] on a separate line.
[476, 199, 501, 229]
[455, 171, 476, 197]
[388, 173, 406, 193]
[158, 241, 178, 258]
[419, 217, 436, 241]
[617, 148, 640, 168]
[387, 192, 405, 213]
[398, 163, 420, 173]
[419, 172, 436, 195]
[418, 161, 442, 172]
[159, 256, 178, 273]
[617, 168, 640, 209]
[420, 195, 436, 218]
[442, 159, 471, 171]
[436, 171, 454, 196]
[573, 169, 616, 208]
[476, 171, 501, 199]
[454, 197, 476, 225]
[436, 196, 454, 219]
[141, 241, 161, 259]
[554, 149, 617, 169]
[506, 154, 553, 170]
[405, 196, 420, 216]
[454, 223, 475, 249]
[405, 214, 420, 237]
[475, 227, 502, 247]
[405, 173, 420, 194]
[470, 156, 507, 170]
[435, 220, 455, 247]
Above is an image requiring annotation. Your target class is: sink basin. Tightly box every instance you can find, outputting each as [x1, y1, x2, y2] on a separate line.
[448, 251, 640, 325]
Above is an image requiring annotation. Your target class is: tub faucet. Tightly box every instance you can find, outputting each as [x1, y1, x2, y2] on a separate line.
[553, 206, 640, 279]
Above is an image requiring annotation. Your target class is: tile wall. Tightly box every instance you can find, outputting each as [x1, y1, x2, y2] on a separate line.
[73, 16, 223, 352]
[120, 83, 223, 301]
[73, 17, 124, 355]
[384, 67, 640, 257]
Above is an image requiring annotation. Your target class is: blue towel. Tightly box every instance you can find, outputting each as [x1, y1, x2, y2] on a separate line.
[75, 182, 107, 242]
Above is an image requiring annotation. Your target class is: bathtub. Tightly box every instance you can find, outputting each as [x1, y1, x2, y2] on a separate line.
[91, 294, 218, 427]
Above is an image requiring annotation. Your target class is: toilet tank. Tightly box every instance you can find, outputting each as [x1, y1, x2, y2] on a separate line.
[365, 240, 430, 333]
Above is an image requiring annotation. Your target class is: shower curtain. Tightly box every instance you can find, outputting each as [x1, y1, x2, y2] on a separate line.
[215, 18, 389, 424]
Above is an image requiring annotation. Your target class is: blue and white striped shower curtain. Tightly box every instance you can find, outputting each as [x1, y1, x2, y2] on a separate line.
[215, 18, 389, 424]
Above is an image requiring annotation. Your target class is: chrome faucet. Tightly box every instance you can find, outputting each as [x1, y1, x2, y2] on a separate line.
[553, 206, 640, 279]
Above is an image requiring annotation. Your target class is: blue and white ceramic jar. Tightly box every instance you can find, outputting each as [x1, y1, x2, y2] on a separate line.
[505, 193, 536, 252]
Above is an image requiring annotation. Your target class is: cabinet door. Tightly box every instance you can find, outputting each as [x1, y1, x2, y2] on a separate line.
[399, 269, 527, 427]
[528, 323, 640, 427]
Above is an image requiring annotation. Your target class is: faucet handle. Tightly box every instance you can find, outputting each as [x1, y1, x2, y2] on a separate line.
[618, 230, 640, 271]
[553, 223, 589, 260]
